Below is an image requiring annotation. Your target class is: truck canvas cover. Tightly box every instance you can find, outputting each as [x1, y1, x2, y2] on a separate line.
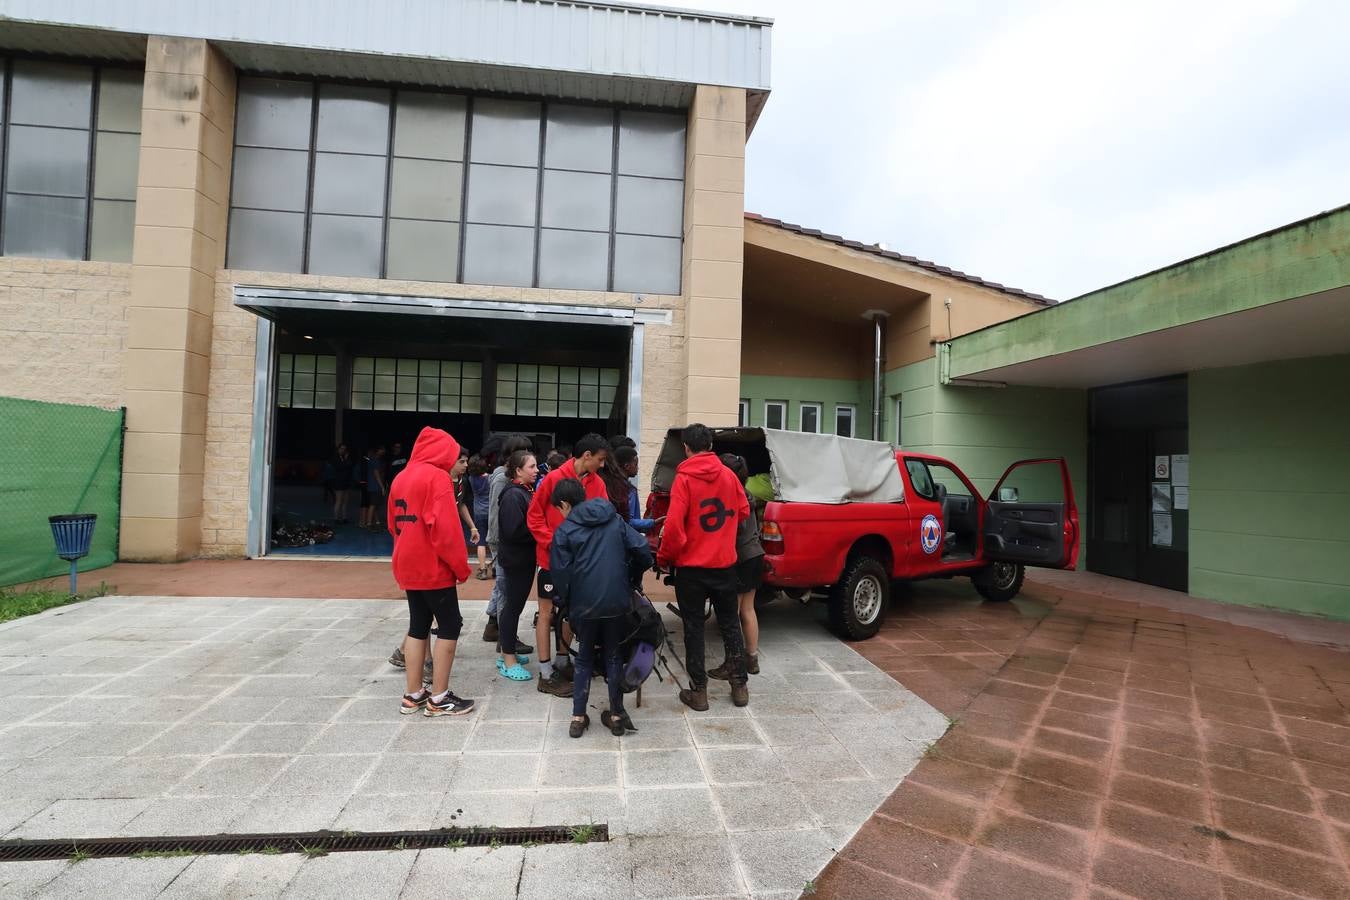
[652, 428, 905, 505]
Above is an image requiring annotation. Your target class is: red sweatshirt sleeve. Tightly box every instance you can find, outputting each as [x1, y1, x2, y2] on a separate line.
[527, 471, 555, 548]
[427, 482, 472, 585]
[657, 473, 689, 568]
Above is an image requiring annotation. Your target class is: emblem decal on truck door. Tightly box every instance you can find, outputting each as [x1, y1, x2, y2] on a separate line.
[920, 514, 942, 554]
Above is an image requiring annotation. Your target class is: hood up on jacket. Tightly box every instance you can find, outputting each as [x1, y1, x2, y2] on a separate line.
[408, 426, 460, 472]
[568, 497, 620, 528]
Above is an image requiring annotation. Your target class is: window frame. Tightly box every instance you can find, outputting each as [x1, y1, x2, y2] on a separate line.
[738, 399, 750, 427]
[226, 73, 687, 294]
[894, 395, 904, 446]
[835, 403, 856, 438]
[0, 55, 145, 262]
[764, 400, 787, 431]
[799, 401, 823, 434]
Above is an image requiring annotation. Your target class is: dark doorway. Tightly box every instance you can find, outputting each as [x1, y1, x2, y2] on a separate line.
[1088, 377, 1189, 592]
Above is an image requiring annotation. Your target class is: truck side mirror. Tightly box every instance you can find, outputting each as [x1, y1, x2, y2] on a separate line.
[998, 487, 1019, 503]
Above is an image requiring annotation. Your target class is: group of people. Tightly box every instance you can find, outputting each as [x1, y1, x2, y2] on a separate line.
[382, 423, 767, 735]
[324, 441, 410, 530]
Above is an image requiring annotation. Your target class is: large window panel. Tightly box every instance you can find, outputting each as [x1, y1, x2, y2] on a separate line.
[96, 69, 144, 133]
[394, 92, 466, 161]
[10, 61, 92, 128]
[90, 200, 135, 262]
[470, 99, 541, 167]
[463, 224, 534, 287]
[312, 152, 387, 216]
[386, 219, 459, 282]
[93, 131, 140, 201]
[226, 209, 305, 272]
[616, 175, 683, 237]
[390, 158, 461, 221]
[316, 84, 390, 155]
[235, 78, 312, 149]
[466, 164, 538, 227]
[545, 105, 614, 172]
[231, 147, 309, 212]
[541, 169, 610, 231]
[308, 214, 383, 277]
[538, 229, 609, 291]
[618, 111, 685, 179]
[2, 194, 86, 259]
[6, 125, 90, 196]
[613, 233, 682, 295]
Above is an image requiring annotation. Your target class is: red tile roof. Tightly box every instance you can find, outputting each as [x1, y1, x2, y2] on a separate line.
[745, 213, 1055, 306]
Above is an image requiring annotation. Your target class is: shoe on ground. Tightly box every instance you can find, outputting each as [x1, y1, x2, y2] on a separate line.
[731, 682, 749, 707]
[569, 714, 590, 738]
[513, 640, 534, 655]
[537, 671, 573, 697]
[482, 617, 499, 643]
[746, 653, 759, 675]
[400, 689, 430, 714]
[424, 691, 474, 717]
[707, 660, 731, 681]
[389, 647, 406, 668]
[679, 688, 709, 712]
[553, 658, 576, 682]
[601, 710, 636, 736]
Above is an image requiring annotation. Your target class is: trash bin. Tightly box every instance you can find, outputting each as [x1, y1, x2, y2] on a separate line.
[49, 513, 97, 595]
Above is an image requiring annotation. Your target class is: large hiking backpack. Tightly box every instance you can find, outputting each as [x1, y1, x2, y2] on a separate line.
[619, 590, 665, 693]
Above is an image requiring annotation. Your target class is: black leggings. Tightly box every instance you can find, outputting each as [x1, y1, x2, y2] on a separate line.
[497, 565, 535, 655]
[406, 587, 463, 641]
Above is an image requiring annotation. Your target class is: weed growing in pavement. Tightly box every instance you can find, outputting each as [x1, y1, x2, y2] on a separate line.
[488, 837, 502, 850]
[133, 847, 194, 859]
[297, 843, 328, 859]
[569, 823, 596, 844]
[803, 880, 817, 895]
[69, 846, 90, 864]
[445, 839, 467, 850]
[260, 845, 282, 855]
[236, 848, 255, 856]
[393, 838, 407, 852]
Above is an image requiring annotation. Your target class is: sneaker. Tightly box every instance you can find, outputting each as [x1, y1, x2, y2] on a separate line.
[537, 671, 573, 697]
[482, 617, 499, 643]
[400, 689, 430, 714]
[424, 691, 474, 717]
[389, 647, 406, 668]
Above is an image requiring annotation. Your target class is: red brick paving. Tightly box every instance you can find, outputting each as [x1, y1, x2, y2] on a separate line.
[813, 572, 1350, 900]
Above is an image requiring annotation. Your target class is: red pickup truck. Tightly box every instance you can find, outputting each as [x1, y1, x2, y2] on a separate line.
[646, 427, 1079, 640]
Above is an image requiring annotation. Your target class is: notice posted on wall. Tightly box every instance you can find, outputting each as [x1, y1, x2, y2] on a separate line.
[1174, 486, 1190, 510]
[1171, 454, 1190, 487]
[1154, 455, 1170, 479]
[1152, 513, 1173, 547]
[1151, 482, 1172, 513]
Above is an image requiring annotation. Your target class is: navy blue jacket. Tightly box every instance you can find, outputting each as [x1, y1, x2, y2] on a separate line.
[549, 498, 653, 620]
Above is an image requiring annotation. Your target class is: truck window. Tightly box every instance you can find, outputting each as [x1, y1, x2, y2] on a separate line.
[905, 459, 935, 499]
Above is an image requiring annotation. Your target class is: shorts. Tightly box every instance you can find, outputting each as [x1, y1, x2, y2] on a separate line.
[734, 555, 765, 594]
[406, 586, 464, 640]
[473, 513, 489, 547]
[537, 568, 559, 601]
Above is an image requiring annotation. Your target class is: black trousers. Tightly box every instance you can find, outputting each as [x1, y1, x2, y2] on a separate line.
[674, 566, 746, 687]
[497, 565, 534, 655]
[571, 615, 627, 717]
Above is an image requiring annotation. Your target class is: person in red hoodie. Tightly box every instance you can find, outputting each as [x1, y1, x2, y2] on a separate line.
[526, 433, 611, 697]
[657, 423, 750, 711]
[387, 426, 475, 717]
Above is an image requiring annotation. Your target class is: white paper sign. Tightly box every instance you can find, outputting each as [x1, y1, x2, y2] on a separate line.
[1152, 513, 1173, 547]
[1174, 486, 1190, 510]
[1151, 482, 1172, 512]
[1171, 454, 1190, 487]
[1154, 455, 1170, 479]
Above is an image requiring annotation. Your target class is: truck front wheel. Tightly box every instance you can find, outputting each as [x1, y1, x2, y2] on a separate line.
[973, 562, 1024, 603]
[828, 556, 889, 640]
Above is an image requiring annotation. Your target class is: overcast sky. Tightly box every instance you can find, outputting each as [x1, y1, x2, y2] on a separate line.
[705, 0, 1350, 300]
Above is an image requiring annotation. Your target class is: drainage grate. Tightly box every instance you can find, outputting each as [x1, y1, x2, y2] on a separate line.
[0, 824, 607, 862]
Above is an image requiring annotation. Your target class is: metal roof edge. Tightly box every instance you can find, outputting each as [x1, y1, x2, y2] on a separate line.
[529, 0, 774, 27]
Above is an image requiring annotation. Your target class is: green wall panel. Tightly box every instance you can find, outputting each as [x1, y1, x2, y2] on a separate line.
[1189, 354, 1350, 618]
[738, 374, 871, 437]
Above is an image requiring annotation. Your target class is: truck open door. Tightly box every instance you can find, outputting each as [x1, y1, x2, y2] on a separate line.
[983, 458, 1079, 570]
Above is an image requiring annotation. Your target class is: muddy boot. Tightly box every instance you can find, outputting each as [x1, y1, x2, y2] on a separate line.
[731, 682, 749, 707]
[679, 687, 709, 712]
[707, 660, 731, 681]
[482, 616, 499, 643]
[746, 653, 759, 675]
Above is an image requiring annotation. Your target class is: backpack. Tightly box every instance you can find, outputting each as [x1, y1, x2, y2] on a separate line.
[619, 590, 665, 693]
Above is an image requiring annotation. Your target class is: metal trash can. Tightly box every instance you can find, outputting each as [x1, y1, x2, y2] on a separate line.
[49, 514, 97, 595]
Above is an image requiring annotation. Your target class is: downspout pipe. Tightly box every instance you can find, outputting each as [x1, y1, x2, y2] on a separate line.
[862, 310, 889, 441]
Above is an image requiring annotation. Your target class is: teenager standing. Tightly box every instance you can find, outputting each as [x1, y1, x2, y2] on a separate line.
[387, 426, 475, 717]
[494, 450, 539, 681]
[711, 454, 763, 678]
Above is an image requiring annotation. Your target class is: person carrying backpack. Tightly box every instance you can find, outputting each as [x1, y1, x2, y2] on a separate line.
[549, 479, 653, 738]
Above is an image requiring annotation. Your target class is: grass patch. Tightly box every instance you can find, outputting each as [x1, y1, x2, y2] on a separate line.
[569, 823, 596, 844]
[0, 582, 110, 624]
[69, 846, 91, 864]
[133, 847, 194, 859]
[803, 879, 817, 895]
[445, 838, 467, 850]
[260, 845, 282, 856]
[297, 843, 328, 859]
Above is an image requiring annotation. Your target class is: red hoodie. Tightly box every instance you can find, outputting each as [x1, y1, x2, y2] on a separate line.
[526, 457, 609, 568]
[657, 451, 749, 570]
[387, 427, 472, 590]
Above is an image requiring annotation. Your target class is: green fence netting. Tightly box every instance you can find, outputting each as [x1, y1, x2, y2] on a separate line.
[0, 396, 124, 588]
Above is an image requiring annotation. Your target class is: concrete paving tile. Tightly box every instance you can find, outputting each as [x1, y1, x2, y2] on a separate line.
[0, 754, 123, 801]
[530, 789, 624, 834]
[793, 778, 894, 830]
[168, 755, 291, 798]
[160, 854, 306, 899]
[400, 846, 525, 900]
[387, 719, 473, 753]
[0, 798, 51, 836]
[447, 752, 539, 792]
[463, 721, 546, 753]
[476, 691, 555, 723]
[357, 753, 458, 795]
[230, 793, 351, 832]
[773, 742, 870, 782]
[625, 787, 721, 837]
[227, 722, 326, 755]
[629, 834, 746, 897]
[700, 747, 790, 785]
[10, 798, 153, 839]
[518, 840, 634, 898]
[713, 782, 816, 832]
[130, 722, 249, 757]
[33, 857, 194, 900]
[435, 791, 536, 828]
[731, 828, 840, 893]
[229, 675, 316, 698]
[331, 697, 403, 722]
[269, 753, 378, 796]
[190, 696, 287, 723]
[119, 798, 250, 837]
[332, 793, 443, 831]
[94, 755, 206, 799]
[0, 724, 84, 757]
[538, 750, 621, 790]
[623, 748, 706, 787]
[690, 717, 765, 748]
[611, 719, 695, 750]
[303, 723, 398, 755]
[0, 860, 67, 898]
[280, 848, 416, 900]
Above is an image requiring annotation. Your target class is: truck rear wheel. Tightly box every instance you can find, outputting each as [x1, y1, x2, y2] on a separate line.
[973, 562, 1024, 603]
[828, 556, 889, 640]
